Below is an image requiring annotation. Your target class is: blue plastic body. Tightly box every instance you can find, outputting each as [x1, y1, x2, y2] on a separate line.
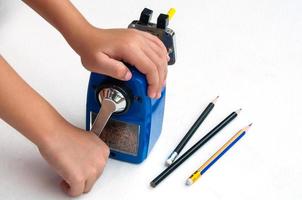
[86, 66, 166, 163]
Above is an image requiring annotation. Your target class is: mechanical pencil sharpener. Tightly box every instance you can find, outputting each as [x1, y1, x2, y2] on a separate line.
[86, 8, 176, 163]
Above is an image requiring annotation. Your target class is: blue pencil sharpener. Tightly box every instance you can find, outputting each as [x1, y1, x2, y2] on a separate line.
[86, 8, 176, 163]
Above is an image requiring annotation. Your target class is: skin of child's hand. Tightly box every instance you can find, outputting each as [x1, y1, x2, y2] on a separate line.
[0, 56, 109, 197]
[67, 27, 169, 99]
[38, 124, 109, 197]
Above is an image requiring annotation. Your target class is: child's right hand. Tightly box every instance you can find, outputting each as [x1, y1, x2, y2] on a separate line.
[23, 0, 170, 98]
[38, 124, 109, 197]
[67, 27, 169, 99]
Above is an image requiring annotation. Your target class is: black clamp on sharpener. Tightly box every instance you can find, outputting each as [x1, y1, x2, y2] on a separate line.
[129, 8, 176, 65]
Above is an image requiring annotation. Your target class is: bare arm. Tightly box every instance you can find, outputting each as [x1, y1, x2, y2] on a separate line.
[0, 56, 109, 197]
[0, 55, 65, 146]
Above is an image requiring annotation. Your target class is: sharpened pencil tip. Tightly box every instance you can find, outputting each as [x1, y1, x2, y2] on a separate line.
[211, 96, 219, 104]
[235, 108, 242, 114]
[243, 123, 253, 131]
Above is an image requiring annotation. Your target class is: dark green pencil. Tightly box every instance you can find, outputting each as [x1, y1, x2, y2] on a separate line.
[150, 108, 241, 188]
[166, 96, 219, 166]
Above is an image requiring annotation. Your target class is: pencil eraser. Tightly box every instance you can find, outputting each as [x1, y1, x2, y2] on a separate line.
[186, 179, 193, 186]
[150, 181, 156, 188]
[165, 159, 173, 166]
[165, 152, 178, 166]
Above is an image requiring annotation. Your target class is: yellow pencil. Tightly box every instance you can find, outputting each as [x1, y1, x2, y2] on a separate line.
[186, 124, 252, 185]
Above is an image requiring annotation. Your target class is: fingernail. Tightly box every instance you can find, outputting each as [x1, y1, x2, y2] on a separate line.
[157, 92, 161, 98]
[163, 79, 166, 86]
[149, 91, 156, 99]
[124, 71, 132, 80]
[167, 54, 170, 61]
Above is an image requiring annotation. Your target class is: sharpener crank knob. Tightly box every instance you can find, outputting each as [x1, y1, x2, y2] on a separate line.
[139, 8, 153, 25]
[91, 87, 128, 137]
[98, 87, 128, 113]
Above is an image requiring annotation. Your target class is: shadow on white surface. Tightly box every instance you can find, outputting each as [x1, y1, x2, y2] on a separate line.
[0, 144, 71, 199]
[0, 0, 20, 27]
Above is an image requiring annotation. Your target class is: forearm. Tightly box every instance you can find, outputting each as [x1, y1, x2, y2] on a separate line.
[23, 0, 92, 53]
[0, 56, 69, 147]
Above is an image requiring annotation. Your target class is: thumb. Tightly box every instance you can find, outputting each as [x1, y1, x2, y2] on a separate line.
[91, 53, 132, 81]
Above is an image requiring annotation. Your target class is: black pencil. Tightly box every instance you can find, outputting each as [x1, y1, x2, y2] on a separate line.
[166, 96, 219, 166]
[150, 109, 241, 188]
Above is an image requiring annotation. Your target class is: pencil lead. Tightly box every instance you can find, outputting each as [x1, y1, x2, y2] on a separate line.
[211, 96, 219, 104]
[243, 123, 253, 131]
[235, 108, 242, 114]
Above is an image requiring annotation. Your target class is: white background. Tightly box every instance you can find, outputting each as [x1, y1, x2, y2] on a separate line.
[1, 0, 302, 199]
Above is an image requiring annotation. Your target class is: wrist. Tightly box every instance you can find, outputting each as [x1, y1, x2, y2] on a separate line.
[60, 19, 96, 55]
[35, 117, 72, 151]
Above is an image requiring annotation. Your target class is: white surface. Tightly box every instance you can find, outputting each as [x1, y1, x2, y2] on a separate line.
[1, 0, 302, 199]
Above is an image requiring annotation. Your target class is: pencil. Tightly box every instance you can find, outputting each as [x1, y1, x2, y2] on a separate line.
[166, 96, 219, 166]
[186, 123, 252, 185]
[150, 109, 241, 188]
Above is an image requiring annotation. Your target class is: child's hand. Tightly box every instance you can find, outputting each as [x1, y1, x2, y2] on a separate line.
[1, 56, 109, 197]
[67, 27, 169, 99]
[38, 125, 109, 197]
[23, 0, 169, 98]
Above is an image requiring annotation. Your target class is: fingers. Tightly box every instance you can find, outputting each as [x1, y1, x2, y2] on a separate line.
[61, 174, 101, 196]
[121, 33, 168, 98]
[60, 167, 103, 196]
[141, 44, 166, 97]
[139, 30, 168, 57]
[60, 179, 85, 197]
[59, 140, 108, 197]
[140, 31, 170, 62]
[83, 52, 132, 81]
[146, 41, 168, 86]
[60, 180, 69, 194]
[84, 140, 107, 193]
[81, 29, 169, 99]
[136, 31, 168, 97]
[84, 178, 97, 193]
[83, 171, 102, 193]
[123, 47, 159, 98]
